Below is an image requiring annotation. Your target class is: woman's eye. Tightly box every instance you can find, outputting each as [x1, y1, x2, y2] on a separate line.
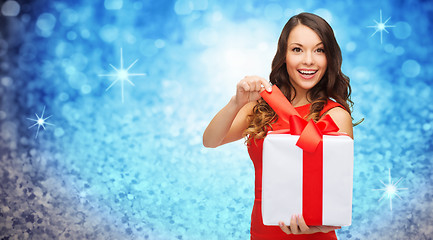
[292, 47, 302, 53]
[316, 48, 325, 53]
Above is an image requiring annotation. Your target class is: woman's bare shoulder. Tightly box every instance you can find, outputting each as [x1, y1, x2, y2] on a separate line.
[326, 106, 351, 120]
[325, 107, 353, 138]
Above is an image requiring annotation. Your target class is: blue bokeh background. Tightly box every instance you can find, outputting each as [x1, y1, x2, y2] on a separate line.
[1, 0, 432, 239]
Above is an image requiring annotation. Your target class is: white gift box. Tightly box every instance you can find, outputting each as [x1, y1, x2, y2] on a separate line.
[262, 133, 353, 226]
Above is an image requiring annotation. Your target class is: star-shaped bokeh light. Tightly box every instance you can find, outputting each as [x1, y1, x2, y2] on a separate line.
[27, 106, 54, 139]
[372, 168, 408, 211]
[99, 48, 146, 103]
[367, 10, 395, 44]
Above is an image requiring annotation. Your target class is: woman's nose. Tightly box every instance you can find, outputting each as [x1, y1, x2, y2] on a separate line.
[303, 52, 314, 65]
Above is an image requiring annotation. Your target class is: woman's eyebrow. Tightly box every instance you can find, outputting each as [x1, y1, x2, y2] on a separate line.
[288, 42, 303, 46]
[288, 42, 324, 47]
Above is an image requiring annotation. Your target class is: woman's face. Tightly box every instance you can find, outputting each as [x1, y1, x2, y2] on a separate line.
[285, 24, 327, 93]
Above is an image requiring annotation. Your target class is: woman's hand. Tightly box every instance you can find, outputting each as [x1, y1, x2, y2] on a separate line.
[234, 76, 272, 107]
[203, 76, 271, 148]
[279, 215, 341, 235]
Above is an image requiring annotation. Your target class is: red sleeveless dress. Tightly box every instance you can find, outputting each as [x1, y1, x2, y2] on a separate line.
[248, 100, 342, 240]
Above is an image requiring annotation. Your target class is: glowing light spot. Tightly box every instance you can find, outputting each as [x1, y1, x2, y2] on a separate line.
[27, 106, 54, 139]
[0, 111, 6, 120]
[367, 10, 395, 44]
[346, 42, 356, 52]
[402, 59, 420, 78]
[67, 71, 87, 90]
[71, 53, 88, 71]
[384, 43, 394, 53]
[395, 46, 405, 55]
[352, 66, 370, 80]
[127, 194, 134, 200]
[1, 76, 12, 87]
[378, 23, 385, 30]
[118, 70, 128, 80]
[1, 0, 20, 17]
[174, 0, 193, 15]
[99, 24, 119, 43]
[54, 127, 65, 137]
[59, 9, 78, 26]
[99, 48, 146, 103]
[386, 185, 396, 197]
[104, 0, 123, 10]
[154, 39, 165, 48]
[59, 92, 69, 101]
[80, 29, 91, 39]
[81, 85, 92, 94]
[191, 0, 208, 11]
[314, 8, 333, 24]
[372, 169, 408, 211]
[393, 21, 412, 39]
[36, 13, 56, 37]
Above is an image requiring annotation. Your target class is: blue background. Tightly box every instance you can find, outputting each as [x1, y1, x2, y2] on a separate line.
[1, 0, 432, 239]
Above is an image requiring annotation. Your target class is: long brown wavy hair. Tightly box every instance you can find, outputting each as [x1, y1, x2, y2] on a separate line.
[245, 12, 353, 143]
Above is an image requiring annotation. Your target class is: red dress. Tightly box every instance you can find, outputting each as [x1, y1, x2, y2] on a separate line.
[248, 100, 342, 240]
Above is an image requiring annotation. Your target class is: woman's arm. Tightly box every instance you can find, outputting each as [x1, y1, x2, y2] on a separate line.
[203, 76, 272, 148]
[203, 99, 254, 148]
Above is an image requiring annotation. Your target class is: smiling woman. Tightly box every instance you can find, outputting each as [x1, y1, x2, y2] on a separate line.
[203, 12, 353, 240]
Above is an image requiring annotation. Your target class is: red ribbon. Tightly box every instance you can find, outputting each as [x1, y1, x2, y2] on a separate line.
[261, 85, 339, 152]
[261, 85, 341, 225]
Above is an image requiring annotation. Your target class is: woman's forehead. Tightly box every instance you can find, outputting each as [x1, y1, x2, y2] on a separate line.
[287, 24, 322, 46]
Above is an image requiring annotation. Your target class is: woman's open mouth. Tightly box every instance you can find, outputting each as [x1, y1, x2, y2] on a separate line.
[297, 69, 318, 79]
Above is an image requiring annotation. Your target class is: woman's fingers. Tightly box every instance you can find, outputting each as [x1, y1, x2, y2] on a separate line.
[296, 215, 310, 232]
[235, 76, 271, 105]
[251, 75, 272, 92]
[289, 215, 300, 234]
[237, 80, 250, 92]
[254, 80, 261, 92]
[258, 77, 272, 92]
[280, 214, 341, 235]
[240, 76, 272, 93]
[278, 221, 291, 235]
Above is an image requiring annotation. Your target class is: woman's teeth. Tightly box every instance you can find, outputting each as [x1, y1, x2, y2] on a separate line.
[298, 70, 318, 75]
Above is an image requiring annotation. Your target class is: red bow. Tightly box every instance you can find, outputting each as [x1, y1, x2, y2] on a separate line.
[261, 85, 340, 152]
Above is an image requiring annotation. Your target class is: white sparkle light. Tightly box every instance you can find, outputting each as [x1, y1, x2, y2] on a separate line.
[367, 10, 395, 44]
[27, 106, 54, 139]
[99, 48, 146, 103]
[372, 168, 408, 211]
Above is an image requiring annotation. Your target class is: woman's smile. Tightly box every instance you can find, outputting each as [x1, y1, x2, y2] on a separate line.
[297, 69, 319, 79]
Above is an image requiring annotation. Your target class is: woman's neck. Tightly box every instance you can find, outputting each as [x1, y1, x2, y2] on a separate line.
[290, 89, 310, 107]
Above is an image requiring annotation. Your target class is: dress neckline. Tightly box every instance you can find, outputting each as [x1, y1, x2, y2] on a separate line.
[294, 103, 311, 109]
